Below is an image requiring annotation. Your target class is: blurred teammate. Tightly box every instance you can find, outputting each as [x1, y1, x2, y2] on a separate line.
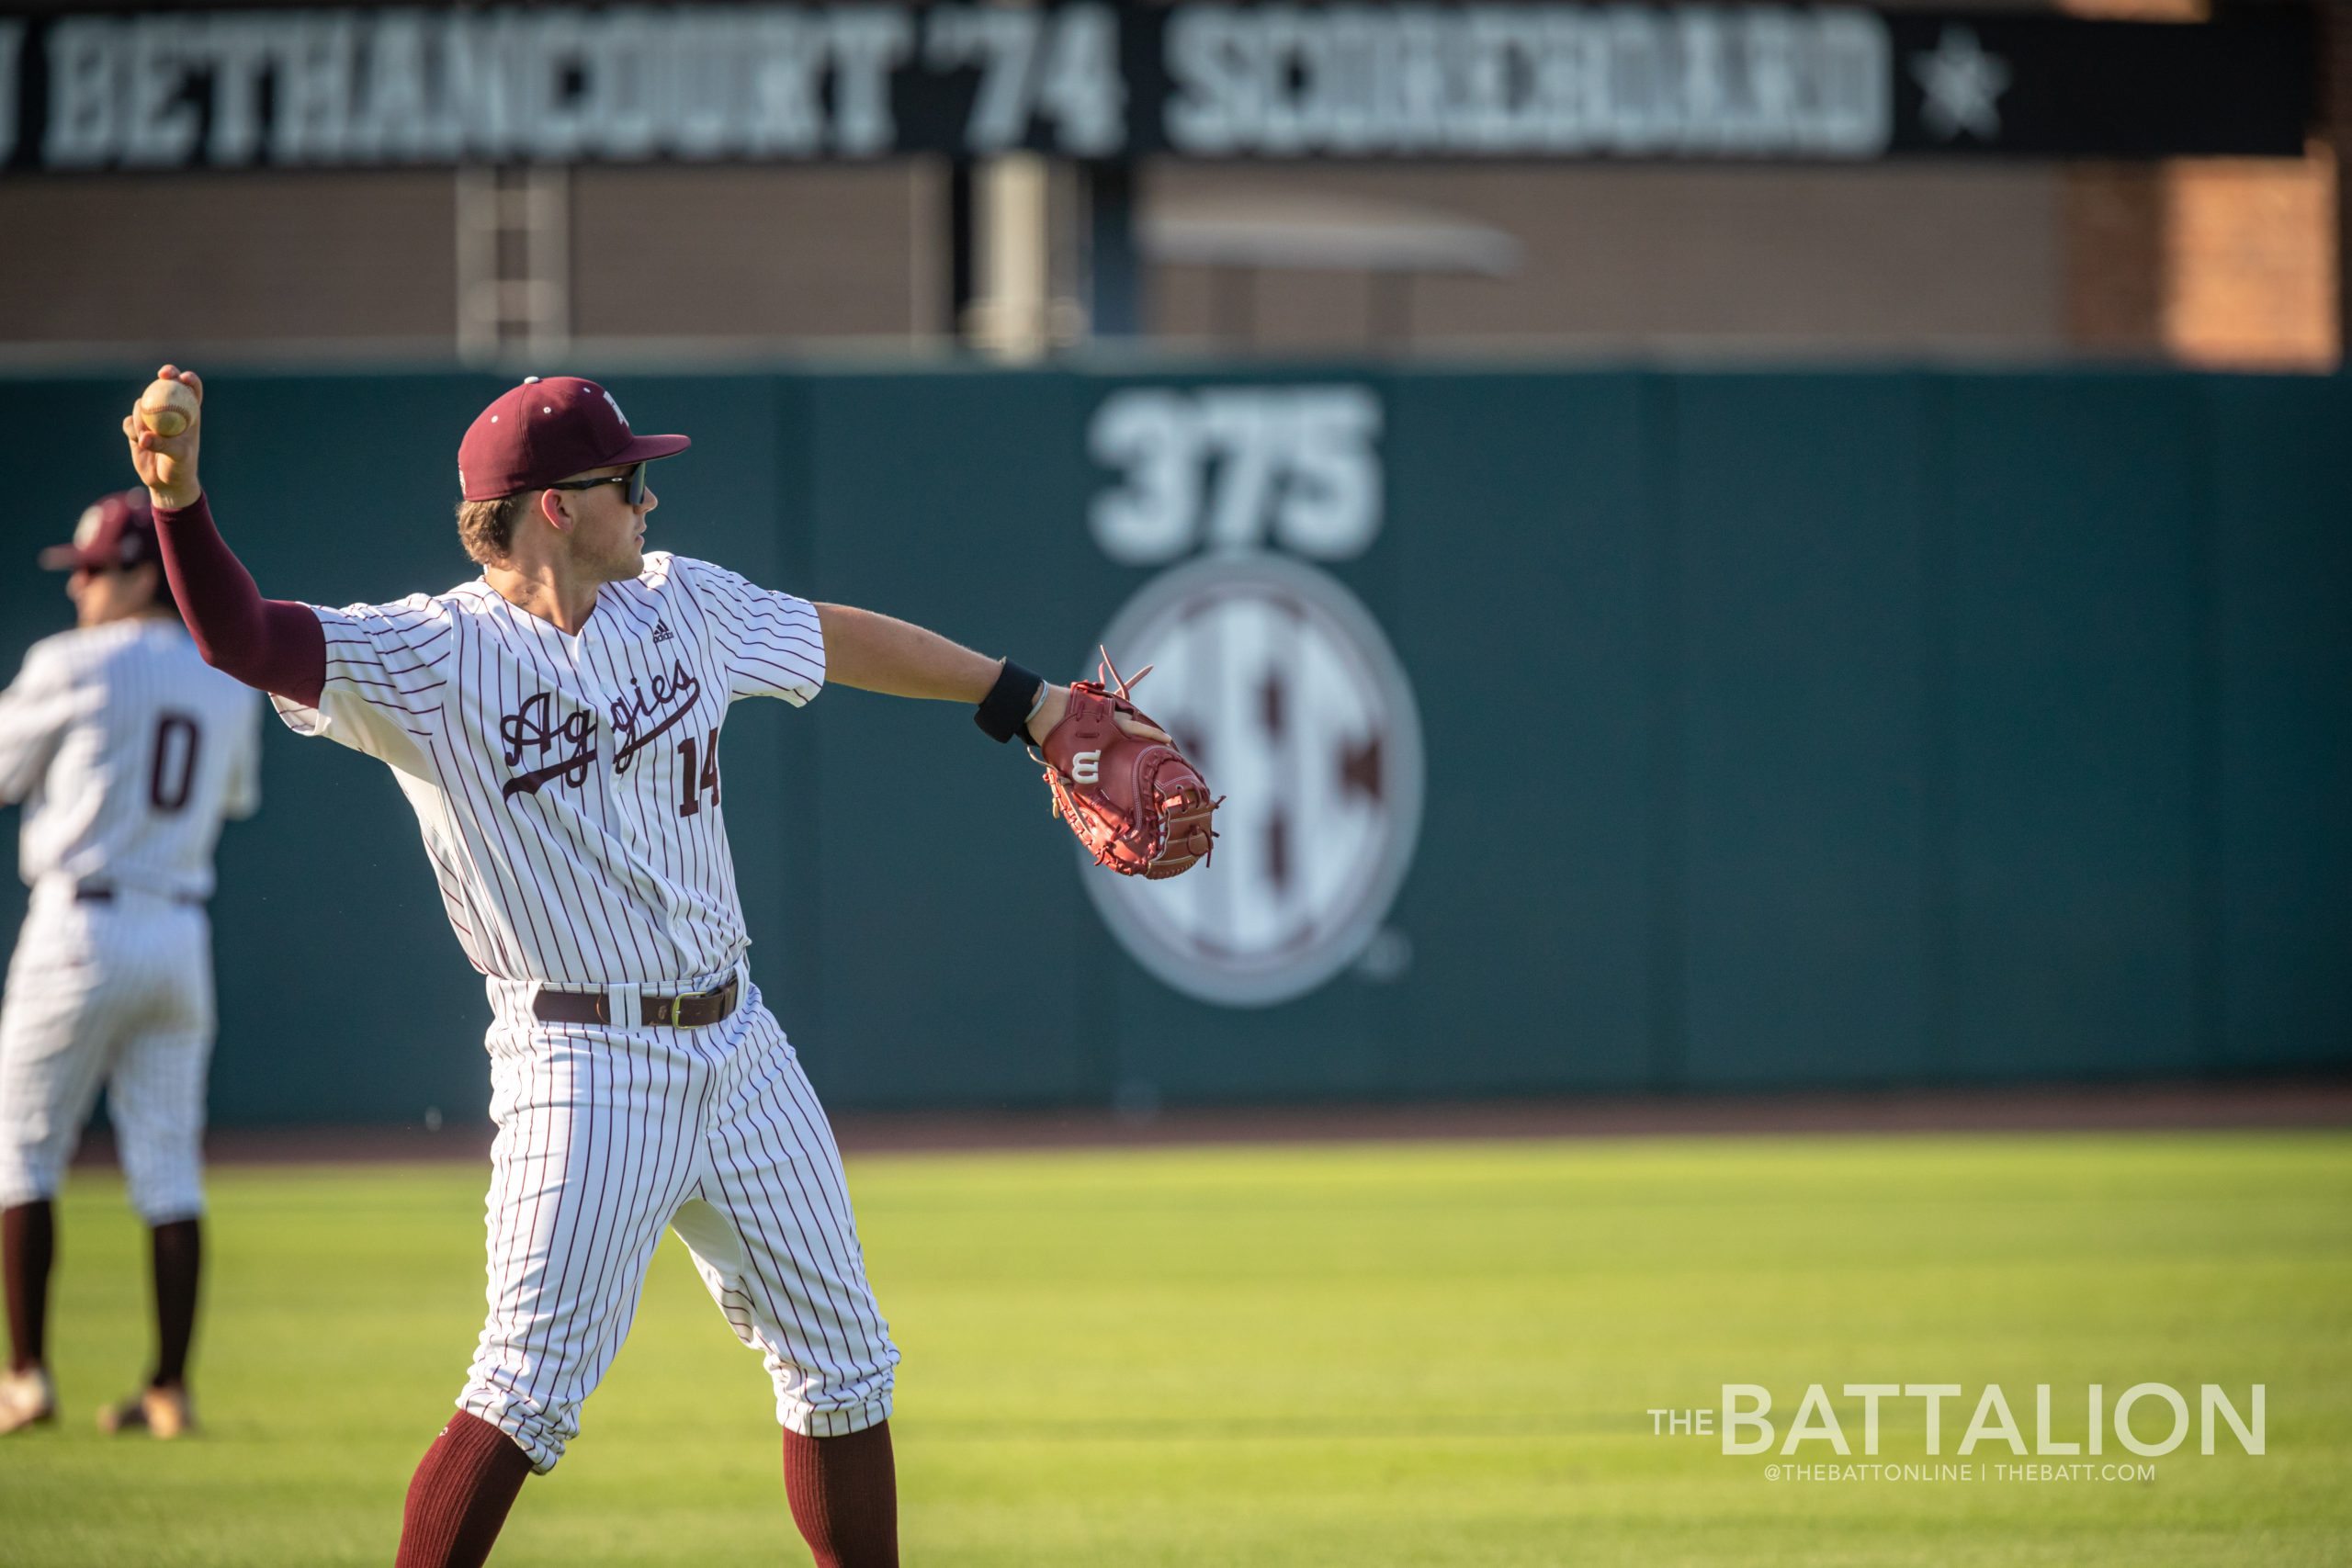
[0, 491, 263, 1438]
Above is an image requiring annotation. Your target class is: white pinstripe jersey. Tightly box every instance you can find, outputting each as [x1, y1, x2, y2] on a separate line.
[0, 620, 262, 899]
[273, 553, 823, 987]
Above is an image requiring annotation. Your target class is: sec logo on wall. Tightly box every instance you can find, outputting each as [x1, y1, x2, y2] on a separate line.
[1083, 385, 1424, 1008]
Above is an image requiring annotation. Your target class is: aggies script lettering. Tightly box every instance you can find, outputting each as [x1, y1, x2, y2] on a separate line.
[610, 661, 701, 775]
[500, 694, 597, 798]
[498, 660, 702, 798]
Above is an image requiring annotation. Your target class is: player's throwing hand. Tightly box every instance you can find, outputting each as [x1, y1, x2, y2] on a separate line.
[121, 366, 204, 509]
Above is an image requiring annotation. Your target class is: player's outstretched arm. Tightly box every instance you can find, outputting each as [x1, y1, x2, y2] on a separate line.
[816, 601, 1212, 877]
[813, 603, 1165, 746]
[815, 603, 1022, 702]
[125, 366, 326, 706]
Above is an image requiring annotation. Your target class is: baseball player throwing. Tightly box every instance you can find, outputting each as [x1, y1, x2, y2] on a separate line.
[127, 366, 1201, 1568]
[0, 489, 263, 1440]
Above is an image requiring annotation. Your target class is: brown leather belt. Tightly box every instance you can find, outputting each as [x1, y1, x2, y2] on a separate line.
[531, 975, 741, 1030]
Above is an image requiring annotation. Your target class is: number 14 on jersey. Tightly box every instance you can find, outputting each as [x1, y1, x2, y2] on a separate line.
[676, 729, 720, 817]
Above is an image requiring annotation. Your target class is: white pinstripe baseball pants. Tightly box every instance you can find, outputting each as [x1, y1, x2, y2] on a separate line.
[0, 883, 214, 1224]
[459, 973, 898, 1473]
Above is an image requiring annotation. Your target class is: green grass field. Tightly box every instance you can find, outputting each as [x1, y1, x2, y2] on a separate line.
[6, 1131, 2348, 1566]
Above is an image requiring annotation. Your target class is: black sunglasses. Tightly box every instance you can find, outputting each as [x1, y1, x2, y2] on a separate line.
[546, 464, 648, 507]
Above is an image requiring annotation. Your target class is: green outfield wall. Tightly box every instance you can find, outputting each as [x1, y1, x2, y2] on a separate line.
[1, 366, 2345, 1123]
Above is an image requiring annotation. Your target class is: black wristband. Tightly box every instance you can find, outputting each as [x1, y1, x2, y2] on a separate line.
[976, 659, 1045, 745]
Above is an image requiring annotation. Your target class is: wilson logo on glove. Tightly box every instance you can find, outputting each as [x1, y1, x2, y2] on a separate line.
[1034, 649, 1219, 879]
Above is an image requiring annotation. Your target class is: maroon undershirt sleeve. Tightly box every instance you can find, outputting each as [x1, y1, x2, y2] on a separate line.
[153, 492, 326, 709]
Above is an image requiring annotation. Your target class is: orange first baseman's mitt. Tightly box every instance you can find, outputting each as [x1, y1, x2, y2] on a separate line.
[1035, 650, 1218, 879]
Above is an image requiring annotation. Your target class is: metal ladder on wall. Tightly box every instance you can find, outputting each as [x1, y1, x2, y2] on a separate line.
[455, 165, 569, 366]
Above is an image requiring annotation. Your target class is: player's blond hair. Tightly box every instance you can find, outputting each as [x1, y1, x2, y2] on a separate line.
[455, 494, 532, 567]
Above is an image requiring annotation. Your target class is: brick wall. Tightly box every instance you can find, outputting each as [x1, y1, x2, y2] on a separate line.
[2161, 155, 2338, 369]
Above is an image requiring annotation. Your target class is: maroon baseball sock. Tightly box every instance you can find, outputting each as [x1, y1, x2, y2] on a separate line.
[148, 1217, 200, 1388]
[782, 1420, 899, 1568]
[396, 1411, 535, 1568]
[3, 1200, 56, 1374]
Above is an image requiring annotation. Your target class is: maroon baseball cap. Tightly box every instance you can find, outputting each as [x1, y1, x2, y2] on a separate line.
[40, 489, 157, 572]
[457, 376, 690, 502]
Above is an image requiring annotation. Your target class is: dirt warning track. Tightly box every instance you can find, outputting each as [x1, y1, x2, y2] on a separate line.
[65, 1077, 2352, 1171]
